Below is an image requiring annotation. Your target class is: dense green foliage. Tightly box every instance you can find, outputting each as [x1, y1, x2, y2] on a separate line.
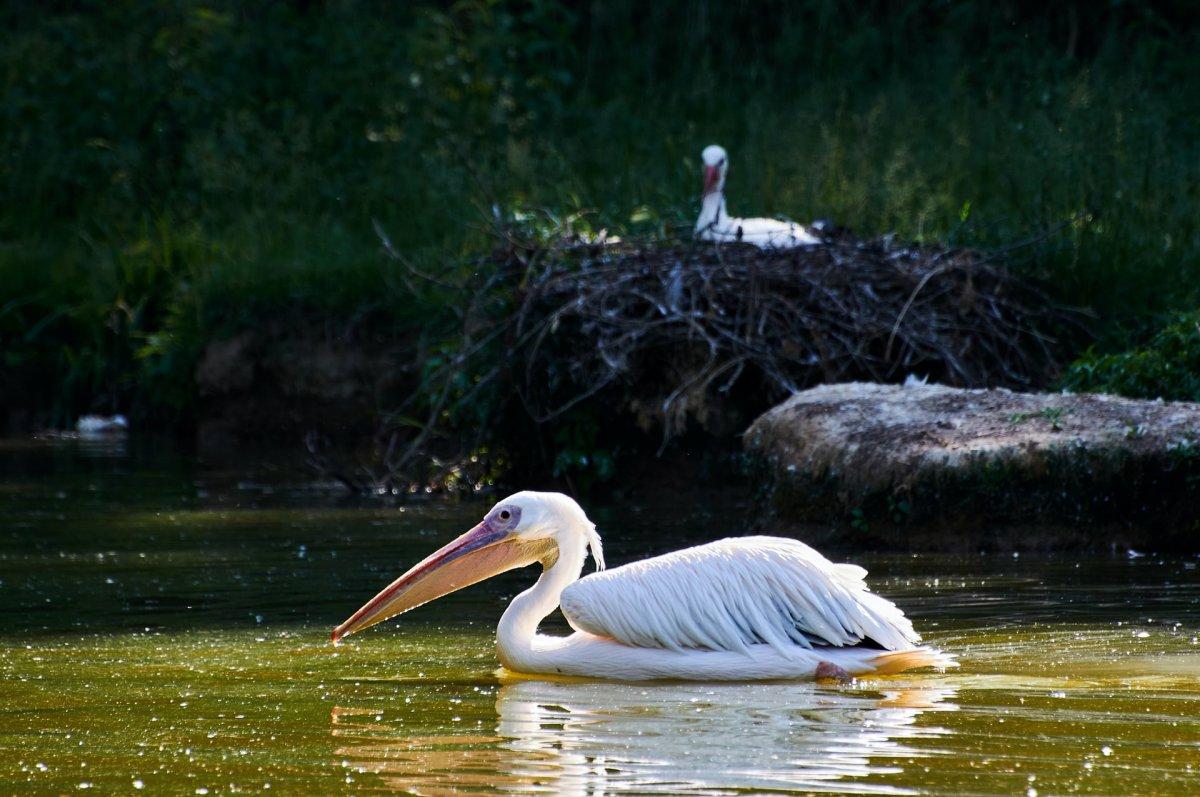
[2, 1, 1198, 429]
[1064, 312, 1200, 402]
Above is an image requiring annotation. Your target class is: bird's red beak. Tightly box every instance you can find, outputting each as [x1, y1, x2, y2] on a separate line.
[702, 165, 721, 196]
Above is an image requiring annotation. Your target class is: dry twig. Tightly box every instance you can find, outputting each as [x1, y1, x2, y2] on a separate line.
[314, 224, 1082, 492]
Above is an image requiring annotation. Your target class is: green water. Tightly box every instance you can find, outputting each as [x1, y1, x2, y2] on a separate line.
[1, 439, 1198, 795]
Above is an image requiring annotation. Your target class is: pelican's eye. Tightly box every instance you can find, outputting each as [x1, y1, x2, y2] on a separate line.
[493, 506, 520, 529]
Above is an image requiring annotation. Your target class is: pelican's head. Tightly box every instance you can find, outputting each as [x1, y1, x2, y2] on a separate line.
[701, 144, 728, 197]
[330, 491, 604, 643]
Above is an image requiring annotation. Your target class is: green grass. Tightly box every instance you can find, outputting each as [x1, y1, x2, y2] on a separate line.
[2, 1, 1198, 427]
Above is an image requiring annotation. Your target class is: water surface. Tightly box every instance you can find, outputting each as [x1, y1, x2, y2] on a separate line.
[1, 438, 1197, 794]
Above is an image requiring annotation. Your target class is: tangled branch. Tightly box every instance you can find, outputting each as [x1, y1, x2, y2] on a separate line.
[492, 230, 1082, 445]
[312, 222, 1083, 492]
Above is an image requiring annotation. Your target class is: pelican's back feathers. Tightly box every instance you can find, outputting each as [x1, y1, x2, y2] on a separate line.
[559, 537, 919, 654]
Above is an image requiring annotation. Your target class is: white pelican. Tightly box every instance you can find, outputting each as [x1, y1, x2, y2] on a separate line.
[332, 491, 952, 680]
[695, 144, 821, 248]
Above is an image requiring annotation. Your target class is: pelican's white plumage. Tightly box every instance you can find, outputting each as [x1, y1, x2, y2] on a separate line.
[332, 491, 952, 681]
[695, 144, 821, 249]
[560, 537, 919, 654]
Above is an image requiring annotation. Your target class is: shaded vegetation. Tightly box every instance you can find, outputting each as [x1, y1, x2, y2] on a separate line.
[2, 2, 1198, 476]
[1064, 312, 1200, 402]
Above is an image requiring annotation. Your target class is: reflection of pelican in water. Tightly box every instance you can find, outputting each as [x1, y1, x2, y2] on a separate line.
[332, 680, 956, 795]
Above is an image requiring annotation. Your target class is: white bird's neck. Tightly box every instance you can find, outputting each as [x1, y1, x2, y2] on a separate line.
[696, 190, 726, 233]
[495, 527, 588, 670]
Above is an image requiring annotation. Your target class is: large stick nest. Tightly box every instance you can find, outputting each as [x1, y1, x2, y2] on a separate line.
[333, 223, 1082, 493]
[497, 231, 1078, 442]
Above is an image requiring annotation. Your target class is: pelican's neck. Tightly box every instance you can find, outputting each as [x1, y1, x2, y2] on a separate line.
[496, 528, 587, 669]
[696, 190, 726, 233]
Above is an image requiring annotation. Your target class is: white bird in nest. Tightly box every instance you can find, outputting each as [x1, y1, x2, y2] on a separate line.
[332, 491, 953, 681]
[694, 144, 822, 249]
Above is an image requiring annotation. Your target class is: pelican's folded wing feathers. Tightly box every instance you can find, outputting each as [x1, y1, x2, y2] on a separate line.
[559, 537, 919, 654]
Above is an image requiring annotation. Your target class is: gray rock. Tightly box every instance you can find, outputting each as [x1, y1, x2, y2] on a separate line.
[745, 382, 1200, 549]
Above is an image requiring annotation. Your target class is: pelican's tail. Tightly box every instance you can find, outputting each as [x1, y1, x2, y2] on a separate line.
[871, 646, 958, 675]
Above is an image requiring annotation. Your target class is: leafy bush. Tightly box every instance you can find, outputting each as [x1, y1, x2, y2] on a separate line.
[1063, 313, 1200, 402]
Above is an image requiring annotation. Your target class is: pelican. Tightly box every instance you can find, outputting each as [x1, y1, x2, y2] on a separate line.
[332, 491, 952, 681]
[694, 144, 821, 249]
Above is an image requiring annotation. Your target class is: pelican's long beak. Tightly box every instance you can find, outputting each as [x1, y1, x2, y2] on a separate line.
[331, 520, 556, 643]
[702, 165, 721, 196]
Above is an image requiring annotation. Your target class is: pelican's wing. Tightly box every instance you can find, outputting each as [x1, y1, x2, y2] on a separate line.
[559, 536, 919, 653]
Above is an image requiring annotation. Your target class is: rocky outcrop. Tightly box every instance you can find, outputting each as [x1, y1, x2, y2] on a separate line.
[745, 382, 1200, 550]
